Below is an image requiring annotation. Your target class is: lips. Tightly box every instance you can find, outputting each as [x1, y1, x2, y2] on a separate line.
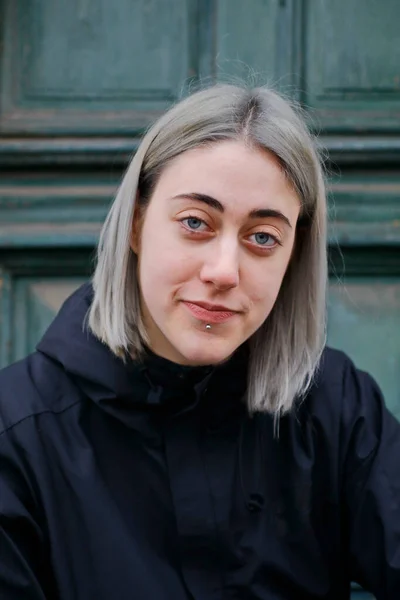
[182, 301, 239, 324]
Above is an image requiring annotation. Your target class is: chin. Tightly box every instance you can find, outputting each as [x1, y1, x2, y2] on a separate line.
[175, 336, 238, 367]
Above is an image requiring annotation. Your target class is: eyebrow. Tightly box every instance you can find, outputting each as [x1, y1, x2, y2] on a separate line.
[172, 192, 293, 229]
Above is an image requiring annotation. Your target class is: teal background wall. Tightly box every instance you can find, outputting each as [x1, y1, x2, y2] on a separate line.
[1, 2, 399, 597]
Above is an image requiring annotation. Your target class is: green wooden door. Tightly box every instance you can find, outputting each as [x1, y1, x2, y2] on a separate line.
[1, 2, 399, 598]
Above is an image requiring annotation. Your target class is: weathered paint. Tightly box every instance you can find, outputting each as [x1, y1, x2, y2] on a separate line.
[0, 269, 12, 367]
[328, 279, 400, 420]
[11, 278, 85, 363]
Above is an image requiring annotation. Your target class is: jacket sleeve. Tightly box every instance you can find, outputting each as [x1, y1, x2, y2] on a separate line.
[342, 361, 400, 599]
[0, 431, 49, 599]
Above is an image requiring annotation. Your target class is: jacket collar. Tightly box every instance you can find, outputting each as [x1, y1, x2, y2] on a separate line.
[37, 283, 249, 421]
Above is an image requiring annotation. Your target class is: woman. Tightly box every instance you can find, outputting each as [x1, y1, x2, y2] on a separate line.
[0, 84, 399, 600]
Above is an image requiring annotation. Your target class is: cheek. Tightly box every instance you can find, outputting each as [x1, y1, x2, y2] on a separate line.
[140, 212, 209, 287]
[246, 252, 292, 311]
[138, 232, 197, 295]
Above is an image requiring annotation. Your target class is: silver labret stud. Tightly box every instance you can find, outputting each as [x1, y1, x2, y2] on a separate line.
[205, 324, 212, 330]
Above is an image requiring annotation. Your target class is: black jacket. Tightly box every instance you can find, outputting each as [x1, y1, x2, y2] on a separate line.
[0, 283, 400, 600]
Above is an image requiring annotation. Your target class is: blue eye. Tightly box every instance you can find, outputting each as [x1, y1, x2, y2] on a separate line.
[186, 217, 203, 230]
[181, 216, 208, 231]
[251, 232, 276, 246]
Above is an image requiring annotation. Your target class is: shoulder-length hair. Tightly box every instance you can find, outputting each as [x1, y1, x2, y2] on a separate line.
[88, 84, 327, 416]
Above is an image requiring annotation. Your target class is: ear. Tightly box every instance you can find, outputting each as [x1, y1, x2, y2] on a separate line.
[130, 193, 141, 254]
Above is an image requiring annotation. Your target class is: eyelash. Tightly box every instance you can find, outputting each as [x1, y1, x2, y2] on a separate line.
[179, 215, 282, 251]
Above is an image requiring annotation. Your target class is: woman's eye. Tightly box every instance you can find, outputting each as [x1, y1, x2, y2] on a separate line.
[249, 232, 277, 247]
[182, 217, 207, 231]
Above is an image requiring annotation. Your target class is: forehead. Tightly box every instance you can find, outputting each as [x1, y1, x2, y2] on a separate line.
[152, 140, 300, 214]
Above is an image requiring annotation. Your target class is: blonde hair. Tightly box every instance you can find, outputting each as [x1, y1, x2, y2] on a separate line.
[88, 84, 327, 416]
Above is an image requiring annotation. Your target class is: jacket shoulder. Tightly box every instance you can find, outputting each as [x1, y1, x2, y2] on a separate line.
[0, 352, 81, 435]
[317, 345, 354, 389]
[302, 346, 386, 433]
[315, 345, 382, 397]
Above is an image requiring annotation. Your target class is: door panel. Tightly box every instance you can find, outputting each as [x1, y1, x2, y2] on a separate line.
[0, 171, 114, 248]
[328, 173, 400, 246]
[0, 274, 84, 366]
[304, 0, 400, 132]
[328, 278, 400, 419]
[215, 0, 287, 84]
[0, 0, 195, 134]
[11, 279, 84, 362]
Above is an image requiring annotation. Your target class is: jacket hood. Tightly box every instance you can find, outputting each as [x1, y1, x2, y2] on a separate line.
[37, 283, 258, 512]
[36, 283, 249, 421]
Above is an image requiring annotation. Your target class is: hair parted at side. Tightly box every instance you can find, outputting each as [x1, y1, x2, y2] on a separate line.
[88, 83, 327, 417]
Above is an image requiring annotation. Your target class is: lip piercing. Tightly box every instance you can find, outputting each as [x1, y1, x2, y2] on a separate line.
[205, 324, 212, 331]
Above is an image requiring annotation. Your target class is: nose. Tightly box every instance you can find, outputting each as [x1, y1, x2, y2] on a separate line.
[199, 238, 240, 290]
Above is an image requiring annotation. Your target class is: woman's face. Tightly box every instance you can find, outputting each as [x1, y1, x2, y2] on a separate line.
[133, 140, 300, 365]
